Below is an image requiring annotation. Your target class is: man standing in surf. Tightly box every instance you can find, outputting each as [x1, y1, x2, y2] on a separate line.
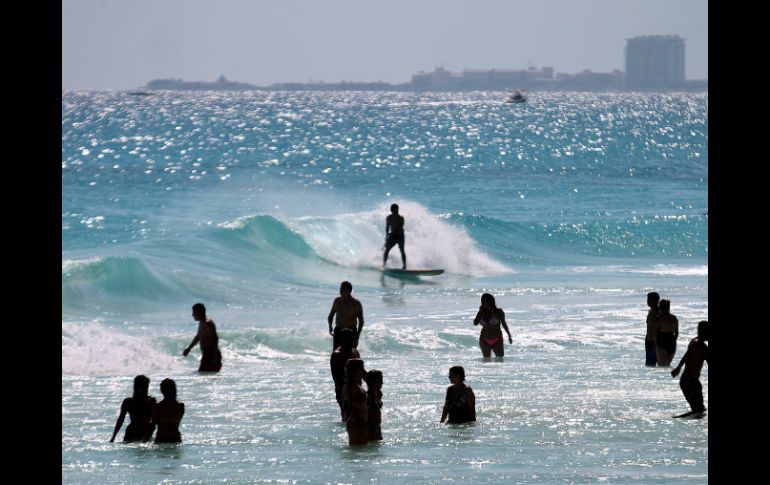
[383, 203, 406, 269]
[671, 320, 709, 417]
[645, 292, 661, 366]
[327, 281, 365, 349]
[183, 303, 223, 372]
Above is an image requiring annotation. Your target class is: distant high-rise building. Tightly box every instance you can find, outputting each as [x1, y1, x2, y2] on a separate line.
[625, 35, 685, 89]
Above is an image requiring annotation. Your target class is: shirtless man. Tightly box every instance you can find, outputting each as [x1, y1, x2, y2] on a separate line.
[327, 281, 364, 349]
[383, 203, 406, 269]
[671, 320, 709, 417]
[183, 303, 222, 372]
[645, 292, 661, 367]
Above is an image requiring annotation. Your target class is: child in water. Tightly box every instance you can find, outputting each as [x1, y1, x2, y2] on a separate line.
[365, 370, 383, 441]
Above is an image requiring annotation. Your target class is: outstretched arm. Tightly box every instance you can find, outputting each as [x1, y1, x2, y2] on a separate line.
[499, 310, 513, 344]
[110, 400, 129, 442]
[183, 334, 200, 356]
[671, 346, 690, 377]
[327, 301, 337, 336]
[357, 302, 365, 336]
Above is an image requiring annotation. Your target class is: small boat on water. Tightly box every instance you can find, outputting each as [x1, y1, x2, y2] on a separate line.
[505, 89, 526, 103]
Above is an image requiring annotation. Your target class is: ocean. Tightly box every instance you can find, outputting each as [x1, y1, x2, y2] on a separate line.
[62, 90, 708, 484]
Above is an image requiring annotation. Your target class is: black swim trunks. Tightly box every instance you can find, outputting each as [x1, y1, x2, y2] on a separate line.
[385, 234, 404, 250]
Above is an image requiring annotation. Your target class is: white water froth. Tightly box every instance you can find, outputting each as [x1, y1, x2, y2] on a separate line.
[62, 321, 183, 376]
[630, 265, 708, 276]
[62, 257, 104, 274]
[569, 264, 708, 276]
[286, 201, 510, 276]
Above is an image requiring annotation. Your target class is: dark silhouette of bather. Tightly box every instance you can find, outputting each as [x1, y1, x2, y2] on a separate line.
[383, 203, 406, 269]
[365, 369, 383, 441]
[655, 299, 679, 367]
[327, 281, 365, 349]
[671, 321, 709, 417]
[110, 375, 156, 442]
[645, 292, 661, 366]
[473, 293, 512, 358]
[183, 303, 222, 372]
[144, 378, 185, 443]
[441, 366, 476, 424]
[330, 328, 361, 420]
[343, 358, 368, 445]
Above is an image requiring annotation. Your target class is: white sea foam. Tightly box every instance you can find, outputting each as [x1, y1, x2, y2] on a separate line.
[569, 264, 708, 276]
[62, 321, 183, 376]
[62, 257, 103, 273]
[287, 201, 511, 276]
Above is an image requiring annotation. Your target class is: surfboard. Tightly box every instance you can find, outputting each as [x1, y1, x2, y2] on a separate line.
[383, 268, 444, 276]
[672, 410, 706, 419]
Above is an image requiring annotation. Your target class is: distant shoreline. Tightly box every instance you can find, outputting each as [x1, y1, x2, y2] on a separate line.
[109, 80, 708, 95]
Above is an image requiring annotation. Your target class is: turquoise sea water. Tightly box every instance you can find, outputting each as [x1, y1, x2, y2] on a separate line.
[62, 90, 707, 484]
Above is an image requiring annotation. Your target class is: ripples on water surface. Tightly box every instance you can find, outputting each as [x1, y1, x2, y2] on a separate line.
[63, 90, 707, 483]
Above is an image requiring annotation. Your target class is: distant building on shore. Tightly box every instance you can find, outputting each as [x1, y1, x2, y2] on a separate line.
[625, 35, 686, 90]
[409, 65, 630, 92]
[411, 66, 556, 91]
[140, 36, 706, 93]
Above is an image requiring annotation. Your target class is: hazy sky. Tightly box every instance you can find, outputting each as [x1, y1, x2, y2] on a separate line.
[62, 0, 707, 90]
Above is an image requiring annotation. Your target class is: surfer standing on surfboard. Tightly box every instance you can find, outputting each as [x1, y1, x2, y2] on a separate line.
[383, 203, 406, 269]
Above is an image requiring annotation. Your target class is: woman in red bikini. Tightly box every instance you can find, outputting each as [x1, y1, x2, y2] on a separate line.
[473, 293, 512, 357]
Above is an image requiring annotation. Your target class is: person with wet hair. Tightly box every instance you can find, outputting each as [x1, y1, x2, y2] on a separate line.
[110, 375, 156, 442]
[144, 378, 185, 443]
[343, 358, 368, 445]
[440, 366, 476, 424]
[473, 293, 513, 358]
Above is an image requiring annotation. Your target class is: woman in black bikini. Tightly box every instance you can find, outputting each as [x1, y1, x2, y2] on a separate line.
[473, 293, 513, 358]
[110, 375, 156, 442]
